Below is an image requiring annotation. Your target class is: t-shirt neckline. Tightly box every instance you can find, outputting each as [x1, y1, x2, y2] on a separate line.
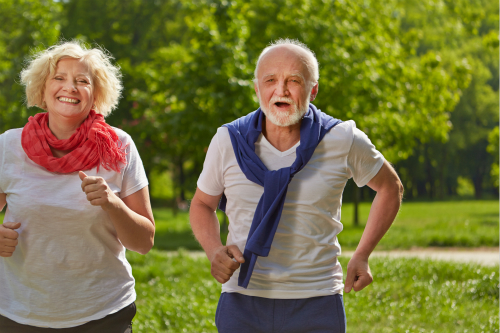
[257, 134, 300, 157]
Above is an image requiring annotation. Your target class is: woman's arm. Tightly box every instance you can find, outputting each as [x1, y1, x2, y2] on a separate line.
[79, 171, 155, 254]
[0, 192, 21, 257]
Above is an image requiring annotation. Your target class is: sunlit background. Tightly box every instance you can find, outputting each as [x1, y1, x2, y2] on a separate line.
[0, 0, 498, 332]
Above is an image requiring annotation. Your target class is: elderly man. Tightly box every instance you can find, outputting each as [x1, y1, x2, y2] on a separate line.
[190, 39, 403, 333]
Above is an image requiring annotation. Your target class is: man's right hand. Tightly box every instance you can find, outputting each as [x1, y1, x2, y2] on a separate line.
[209, 245, 245, 284]
[0, 222, 20, 257]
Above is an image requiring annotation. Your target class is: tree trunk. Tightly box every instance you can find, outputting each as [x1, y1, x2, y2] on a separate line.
[179, 158, 185, 202]
[473, 174, 483, 199]
[424, 144, 434, 200]
[353, 185, 360, 227]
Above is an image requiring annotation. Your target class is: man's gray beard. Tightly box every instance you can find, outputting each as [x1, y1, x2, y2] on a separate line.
[260, 98, 309, 127]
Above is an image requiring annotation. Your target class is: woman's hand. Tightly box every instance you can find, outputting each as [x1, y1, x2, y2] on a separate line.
[0, 222, 21, 257]
[78, 171, 155, 254]
[79, 171, 121, 211]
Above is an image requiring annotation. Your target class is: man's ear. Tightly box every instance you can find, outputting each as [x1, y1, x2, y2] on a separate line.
[310, 82, 319, 101]
[254, 81, 259, 96]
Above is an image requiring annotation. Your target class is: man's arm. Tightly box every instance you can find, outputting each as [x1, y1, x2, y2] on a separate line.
[190, 188, 244, 284]
[344, 160, 404, 293]
[0, 193, 5, 212]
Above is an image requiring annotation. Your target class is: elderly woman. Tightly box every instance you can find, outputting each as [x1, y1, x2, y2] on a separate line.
[0, 42, 155, 332]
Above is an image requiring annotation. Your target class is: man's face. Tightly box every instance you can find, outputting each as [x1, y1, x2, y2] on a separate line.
[254, 46, 318, 127]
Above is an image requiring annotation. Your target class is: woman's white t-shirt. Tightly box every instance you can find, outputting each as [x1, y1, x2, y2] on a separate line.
[0, 127, 148, 328]
[197, 120, 385, 299]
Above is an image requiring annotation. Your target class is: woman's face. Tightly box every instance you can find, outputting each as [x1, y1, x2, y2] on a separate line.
[43, 58, 95, 125]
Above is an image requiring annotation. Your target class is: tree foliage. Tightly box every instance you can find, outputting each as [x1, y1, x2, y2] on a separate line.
[58, 0, 470, 198]
[0, 0, 61, 133]
[0, 0, 496, 201]
[394, 0, 499, 199]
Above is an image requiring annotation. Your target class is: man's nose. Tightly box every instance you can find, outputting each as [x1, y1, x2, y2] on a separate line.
[275, 80, 289, 96]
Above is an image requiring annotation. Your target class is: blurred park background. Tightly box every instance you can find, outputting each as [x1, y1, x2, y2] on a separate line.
[0, 0, 498, 332]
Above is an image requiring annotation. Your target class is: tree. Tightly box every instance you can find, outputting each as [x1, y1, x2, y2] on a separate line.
[394, 0, 499, 199]
[0, 0, 61, 133]
[1, 0, 481, 208]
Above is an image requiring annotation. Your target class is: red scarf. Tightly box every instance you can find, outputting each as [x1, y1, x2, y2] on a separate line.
[21, 110, 127, 173]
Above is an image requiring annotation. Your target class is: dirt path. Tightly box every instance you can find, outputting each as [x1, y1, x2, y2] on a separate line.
[181, 247, 499, 266]
[342, 247, 499, 266]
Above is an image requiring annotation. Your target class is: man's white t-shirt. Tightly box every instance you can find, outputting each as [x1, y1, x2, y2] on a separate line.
[197, 120, 385, 299]
[0, 127, 148, 328]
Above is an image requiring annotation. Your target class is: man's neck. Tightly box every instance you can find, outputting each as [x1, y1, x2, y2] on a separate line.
[262, 118, 301, 152]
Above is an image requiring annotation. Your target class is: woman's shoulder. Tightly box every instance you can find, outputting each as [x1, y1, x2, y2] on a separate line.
[110, 127, 134, 145]
[0, 128, 23, 144]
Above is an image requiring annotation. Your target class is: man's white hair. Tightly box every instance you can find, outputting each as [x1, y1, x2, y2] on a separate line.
[253, 38, 319, 86]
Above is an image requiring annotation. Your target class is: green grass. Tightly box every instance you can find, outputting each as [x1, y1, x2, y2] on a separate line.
[1, 201, 498, 331]
[2, 200, 497, 250]
[128, 250, 499, 333]
[152, 209, 227, 251]
[150, 200, 498, 251]
[338, 200, 499, 250]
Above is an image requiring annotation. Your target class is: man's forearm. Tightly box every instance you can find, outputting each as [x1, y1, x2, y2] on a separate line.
[354, 183, 402, 259]
[189, 199, 224, 260]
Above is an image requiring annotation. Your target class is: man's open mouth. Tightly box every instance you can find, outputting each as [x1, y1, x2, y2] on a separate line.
[275, 102, 290, 107]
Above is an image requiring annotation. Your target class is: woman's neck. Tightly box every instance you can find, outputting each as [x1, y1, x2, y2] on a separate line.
[47, 113, 85, 140]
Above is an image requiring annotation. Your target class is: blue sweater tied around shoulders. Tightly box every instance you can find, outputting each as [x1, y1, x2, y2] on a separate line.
[219, 103, 342, 288]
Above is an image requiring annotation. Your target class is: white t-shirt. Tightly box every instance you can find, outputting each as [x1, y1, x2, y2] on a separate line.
[0, 127, 148, 328]
[197, 120, 385, 299]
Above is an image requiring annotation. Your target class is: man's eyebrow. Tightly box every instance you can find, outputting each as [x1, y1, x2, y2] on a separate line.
[262, 74, 276, 79]
[289, 73, 305, 80]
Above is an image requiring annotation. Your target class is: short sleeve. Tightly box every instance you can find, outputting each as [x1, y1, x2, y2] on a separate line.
[347, 127, 385, 187]
[197, 129, 226, 196]
[120, 136, 149, 198]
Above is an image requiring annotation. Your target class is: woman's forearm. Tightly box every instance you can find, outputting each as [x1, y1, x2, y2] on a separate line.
[104, 188, 155, 255]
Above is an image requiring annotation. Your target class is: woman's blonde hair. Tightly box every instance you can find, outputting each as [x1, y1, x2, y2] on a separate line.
[20, 41, 123, 117]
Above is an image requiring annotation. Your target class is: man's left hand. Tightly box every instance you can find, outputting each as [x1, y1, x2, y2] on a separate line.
[344, 254, 373, 293]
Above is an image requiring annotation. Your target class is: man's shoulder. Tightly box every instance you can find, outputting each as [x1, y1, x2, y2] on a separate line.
[211, 126, 233, 153]
[324, 119, 356, 140]
[223, 110, 258, 129]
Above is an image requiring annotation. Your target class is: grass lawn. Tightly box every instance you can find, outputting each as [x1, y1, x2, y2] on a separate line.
[338, 200, 499, 250]
[150, 200, 499, 251]
[1, 200, 498, 250]
[128, 250, 499, 333]
[0, 200, 498, 331]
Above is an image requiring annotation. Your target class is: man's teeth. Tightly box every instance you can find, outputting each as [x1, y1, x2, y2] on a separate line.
[58, 97, 79, 104]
